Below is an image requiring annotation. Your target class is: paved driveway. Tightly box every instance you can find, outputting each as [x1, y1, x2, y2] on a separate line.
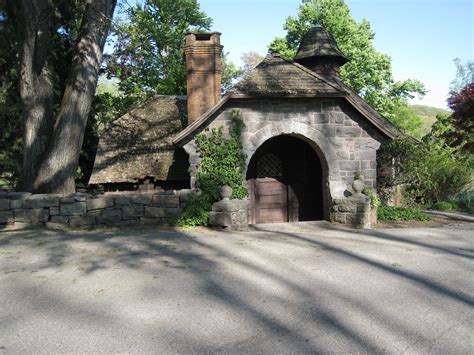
[1, 221, 473, 353]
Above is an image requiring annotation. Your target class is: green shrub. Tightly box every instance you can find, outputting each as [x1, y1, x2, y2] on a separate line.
[453, 192, 474, 213]
[378, 206, 431, 221]
[362, 187, 381, 208]
[378, 138, 473, 205]
[176, 192, 212, 227]
[177, 109, 247, 227]
[431, 201, 456, 211]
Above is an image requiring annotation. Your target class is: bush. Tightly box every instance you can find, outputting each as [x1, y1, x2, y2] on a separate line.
[177, 110, 247, 227]
[378, 138, 473, 205]
[378, 206, 431, 221]
[452, 192, 474, 213]
[176, 192, 212, 227]
[431, 201, 456, 211]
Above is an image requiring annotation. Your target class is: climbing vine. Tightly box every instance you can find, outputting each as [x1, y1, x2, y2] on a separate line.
[177, 109, 247, 226]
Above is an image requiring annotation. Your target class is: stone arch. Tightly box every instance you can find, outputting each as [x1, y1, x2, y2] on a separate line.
[244, 122, 343, 220]
[244, 122, 343, 198]
[246, 123, 337, 174]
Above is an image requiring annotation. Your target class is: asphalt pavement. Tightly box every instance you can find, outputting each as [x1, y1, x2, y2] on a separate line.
[0, 221, 473, 353]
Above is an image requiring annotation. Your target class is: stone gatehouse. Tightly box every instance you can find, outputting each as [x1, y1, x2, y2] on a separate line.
[90, 26, 404, 227]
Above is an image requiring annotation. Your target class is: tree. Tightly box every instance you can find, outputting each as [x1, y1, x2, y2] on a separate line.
[390, 105, 423, 139]
[450, 58, 474, 94]
[241, 51, 265, 76]
[0, 2, 22, 186]
[11, 0, 116, 193]
[105, 0, 212, 98]
[221, 52, 244, 92]
[428, 61, 473, 152]
[378, 138, 472, 204]
[268, 0, 426, 121]
[446, 83, 474, 152]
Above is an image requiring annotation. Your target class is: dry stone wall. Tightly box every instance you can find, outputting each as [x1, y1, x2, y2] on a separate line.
[0, 190, 191, 230]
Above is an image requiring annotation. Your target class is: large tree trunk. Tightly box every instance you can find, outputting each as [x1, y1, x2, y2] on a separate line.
[16, 0, 55, 191]
[16, 0, 117, 193]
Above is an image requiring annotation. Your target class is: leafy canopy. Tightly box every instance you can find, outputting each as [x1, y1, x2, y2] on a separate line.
[450, 58, 474, 94]
[105, 0, 212, 97]
[427, 60, 473, 152]
[378, 137, 473, 204]
[268, 0, 426, 120]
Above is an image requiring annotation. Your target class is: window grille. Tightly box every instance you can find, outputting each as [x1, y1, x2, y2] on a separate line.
[257, 154, 283, 178]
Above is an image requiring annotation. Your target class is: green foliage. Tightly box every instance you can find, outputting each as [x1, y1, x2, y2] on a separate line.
[450, 58, 474, 94]
[431, 201, 456, 211]
[195, 109, 247, 201]
[378, 206, 431, 222]
[0, 3, 21, 187]
[453, 192, 474, 214]
[176, 192, 212, 227]
[426, 61, 473, 153]
[0, 1, 89, 188]
[391, 104, 423, 139]
[177, 110, 247, 227]
[378, 138, 473, 204]
[268, 0, 426, 120]
[221, 52, 244, 93]
[105, 0, 212, 97]
[409, 104, 449, 137]
[363, 187, 381, 208]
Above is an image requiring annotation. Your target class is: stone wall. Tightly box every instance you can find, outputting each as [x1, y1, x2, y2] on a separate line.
[0, 190, 191, 230]
[184, 98, 384, 195]
[182, 97, 384, 224]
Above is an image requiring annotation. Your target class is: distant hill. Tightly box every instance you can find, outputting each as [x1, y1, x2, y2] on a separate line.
[409, 104, 450, 137]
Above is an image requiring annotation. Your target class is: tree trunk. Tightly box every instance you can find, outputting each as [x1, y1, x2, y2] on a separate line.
[16, 0, 55, 191]
[16, 0, 117, 193]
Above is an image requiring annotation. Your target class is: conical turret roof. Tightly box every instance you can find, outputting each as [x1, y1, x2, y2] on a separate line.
[295, 25, 348, 65]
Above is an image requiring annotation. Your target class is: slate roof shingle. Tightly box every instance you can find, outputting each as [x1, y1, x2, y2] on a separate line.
[230, 54, 346, 97]
[89, 95, 189, 184]
[295, 25, 348, 65]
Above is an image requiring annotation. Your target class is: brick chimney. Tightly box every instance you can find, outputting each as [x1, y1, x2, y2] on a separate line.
[184, 32, 223, 125]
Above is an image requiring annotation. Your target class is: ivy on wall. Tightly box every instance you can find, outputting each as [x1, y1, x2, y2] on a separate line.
[177, 109, 247, 226]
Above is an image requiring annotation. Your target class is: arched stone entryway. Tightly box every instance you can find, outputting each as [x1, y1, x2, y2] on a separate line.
[246, 135, 326, 224]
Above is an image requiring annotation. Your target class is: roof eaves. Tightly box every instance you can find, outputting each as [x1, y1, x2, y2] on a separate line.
[172, 94, 231, 145]
[343, 91, 414, 141]
[230, 93, 346, 99]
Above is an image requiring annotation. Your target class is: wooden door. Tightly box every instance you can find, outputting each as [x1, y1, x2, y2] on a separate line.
[255, 154, 288, 223]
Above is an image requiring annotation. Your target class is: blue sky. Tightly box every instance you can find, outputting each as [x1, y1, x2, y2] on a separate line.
[197, 0, 473, 109]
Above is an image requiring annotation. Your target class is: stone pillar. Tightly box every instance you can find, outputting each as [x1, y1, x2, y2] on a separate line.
[330, 178, 372, 229]
[208, 185, 248, 230]
[184, 32, 223, 125]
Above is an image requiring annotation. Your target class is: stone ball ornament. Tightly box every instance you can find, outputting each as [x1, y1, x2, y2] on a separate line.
[352, 178, 365, 194]
[220, 185, 233, 200]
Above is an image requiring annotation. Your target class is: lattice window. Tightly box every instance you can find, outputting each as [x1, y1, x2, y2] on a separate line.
[257, 154, 283, 178]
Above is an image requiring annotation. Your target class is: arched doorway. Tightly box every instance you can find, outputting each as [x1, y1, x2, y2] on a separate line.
[246, 135, 324, 224]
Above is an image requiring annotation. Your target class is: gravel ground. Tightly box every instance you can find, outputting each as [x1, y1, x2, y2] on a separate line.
[0, 220, 473, 353]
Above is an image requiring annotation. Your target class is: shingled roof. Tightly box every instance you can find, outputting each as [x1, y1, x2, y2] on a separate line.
[294, 25, 348, 65]
[230, 54, 347, 97]
[174, 54, 404, 145]
[89, 95, 189, 184]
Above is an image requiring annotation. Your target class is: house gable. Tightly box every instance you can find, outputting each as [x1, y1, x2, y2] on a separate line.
[173, 54, 404, 146]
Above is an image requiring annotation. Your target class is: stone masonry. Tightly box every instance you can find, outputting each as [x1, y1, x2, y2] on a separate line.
[182, 98, 382, 224]
[0, 190, 192, 230]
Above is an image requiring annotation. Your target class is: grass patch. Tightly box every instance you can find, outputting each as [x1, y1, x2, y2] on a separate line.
[378, 206, 431, 222]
